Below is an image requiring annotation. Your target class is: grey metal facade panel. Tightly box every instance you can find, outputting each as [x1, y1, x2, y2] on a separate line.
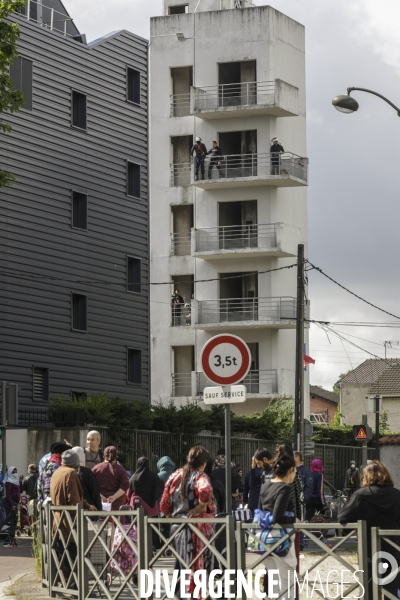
[1, 17, 149, 407]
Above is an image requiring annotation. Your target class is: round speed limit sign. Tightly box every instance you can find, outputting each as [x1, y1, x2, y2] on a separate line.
[201, 334, 252, 386]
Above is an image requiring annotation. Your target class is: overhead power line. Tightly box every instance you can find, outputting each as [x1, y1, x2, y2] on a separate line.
[307, 260, 400, 321]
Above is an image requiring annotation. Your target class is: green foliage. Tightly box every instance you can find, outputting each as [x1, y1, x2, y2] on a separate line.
[332, 402, 341, 427]
[32, 521, 42, 575]
[333, 370, 351, 395]
[0, 0, 26, 186]
[311, 424, 356, 446]
[231, 399, 294, 442]
[380, 409, 389, 434]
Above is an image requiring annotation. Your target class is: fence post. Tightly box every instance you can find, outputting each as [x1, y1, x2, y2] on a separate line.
[136, 509, 146, 599]
[48, 504, 56, 598]
[235, 521, 246, 600]
[371, 526, 380, 600]
[78, 505, 87, 600]
[356, 520, 369, 600]
[144, 516, 154, 600]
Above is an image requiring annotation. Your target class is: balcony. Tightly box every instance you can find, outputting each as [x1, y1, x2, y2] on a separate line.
[194, 222, 298, 259]
[197, 370, 278, 396]
[171, 304, 192, 327]
[191, 79, 299, 119]
[171, 152, 308, 188]
[193, 296, 299, 330]
[170, 93, 190, 118]
[171, 232, 192, 256]
[171, 369, 295, 399]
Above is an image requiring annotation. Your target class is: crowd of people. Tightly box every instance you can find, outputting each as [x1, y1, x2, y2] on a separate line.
[2, 430, 400, 598]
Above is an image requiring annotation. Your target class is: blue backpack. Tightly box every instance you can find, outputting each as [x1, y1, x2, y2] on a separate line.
[247, 508, 294, 556]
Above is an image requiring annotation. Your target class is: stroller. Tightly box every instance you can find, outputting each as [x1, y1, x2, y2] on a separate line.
[20, 495, 31, 535]
[106, 502, 139, 588]
[0, 509, 18, 547]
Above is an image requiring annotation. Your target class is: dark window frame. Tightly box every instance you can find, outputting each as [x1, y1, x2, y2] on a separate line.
[126, 255, 142, 294]
[127, 348, 142, 385]
[126, 161, 141, 199]
[9, 56, 33, 111]
[169, 4, 189, 14]
[71, 292, 88, 332]
[32, 366, 49, 402]
[71, 89, 87, 130]
[126, 67, 141, 105]
[71, 189, 88, 231]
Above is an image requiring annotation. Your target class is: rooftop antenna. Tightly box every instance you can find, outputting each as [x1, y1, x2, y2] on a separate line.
[384, 337, 399, 359]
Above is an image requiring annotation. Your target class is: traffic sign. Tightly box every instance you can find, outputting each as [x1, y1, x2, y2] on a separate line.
[292, 419, 313, 440]
[201, 334, 251, 386]
[203, 385, 247, 405]
[304, 441, 315, 450]
[304, 450, 315, 457]
[353, 424, 372, 442]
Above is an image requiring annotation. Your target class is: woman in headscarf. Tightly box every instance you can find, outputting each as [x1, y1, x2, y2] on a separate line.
[92, 446, 129, 510]
[128, 457, 164, 516]
[305, 458, 326, 521]
[160, 446, 216, 599]
[4, 466, 21, 517]
[157, 456, 175, 485]
[37, 442, 70, 502]
[72, 447, 102, 511]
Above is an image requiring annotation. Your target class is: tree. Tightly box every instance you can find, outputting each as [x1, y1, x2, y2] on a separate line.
[333, 370, 352, 395]
[0, 0, 26, 187]
[332, 402, 341, 426]
[380, 409, 389, 434]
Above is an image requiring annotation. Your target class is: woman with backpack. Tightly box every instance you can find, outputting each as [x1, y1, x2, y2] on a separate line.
[305, 458, 327, 521]
[258, 444, 297, 599]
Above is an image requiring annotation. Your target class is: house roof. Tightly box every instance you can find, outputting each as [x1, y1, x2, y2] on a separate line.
[309, 385, 339, 405]
[380, 435, 400, 445]
[369, 363, 400, 396]
[337, 359, 400, 386]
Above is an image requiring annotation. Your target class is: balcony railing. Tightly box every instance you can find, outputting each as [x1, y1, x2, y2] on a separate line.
[171, 232, 192, 256]
[170, 93, 191, 118]
[171, 152, 308, 187]
[197, 296, 298, 325]
[197, 370, 278, 395]
[219, 0, 254, 8]
[195, 223, 277, 253]
[171, 304, 192, 327]
[193, 81, 274, 112]
[171, 373, 192, 397]
[18, 0, 74, 37]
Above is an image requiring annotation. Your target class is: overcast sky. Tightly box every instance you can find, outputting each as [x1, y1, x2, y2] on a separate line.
[66, 0, 400, 391]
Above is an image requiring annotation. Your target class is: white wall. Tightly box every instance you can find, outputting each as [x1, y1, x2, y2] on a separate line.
[0, 429, 28, 479]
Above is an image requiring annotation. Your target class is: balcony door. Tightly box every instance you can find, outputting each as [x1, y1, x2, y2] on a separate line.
[172, 345, 194, 397]
[219, 272, 258, 321]
[218, 130, 257, 178]
[218, 200, 257, 250]
[218, 60, 256, 107]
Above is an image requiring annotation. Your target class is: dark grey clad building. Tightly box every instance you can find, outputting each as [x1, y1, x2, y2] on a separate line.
[1, 1, 149, 408]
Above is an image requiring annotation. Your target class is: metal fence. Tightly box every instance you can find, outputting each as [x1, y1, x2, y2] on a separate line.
[197, 296, 297, 325]
[18, 407, 86, 428]
[170, 232, 191, 256]
[192, 80, 275, 112]
[18, 0, 74, 37]
[171, 152, 308, 187]
[41, 506, 377, 600]
[195, 223, 278, 253]
[196, 370, 279, 395]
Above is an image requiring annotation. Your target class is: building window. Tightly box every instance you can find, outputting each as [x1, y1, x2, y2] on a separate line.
[169, 5, 189, 14]
[127, 257, 141, 293]
[127, 161, 141, 198]
[33, 367, 49, 402]
[72, 191, 87, 230]
[127, 68, 141, 104]
[127, 349, 142, 384]
[71, 293, 87, 331]
[10, 57, 33, 111]
[72, 90, 87, 129]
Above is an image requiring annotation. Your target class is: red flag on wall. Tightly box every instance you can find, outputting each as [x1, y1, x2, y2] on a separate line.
[304, 354, 315, 367]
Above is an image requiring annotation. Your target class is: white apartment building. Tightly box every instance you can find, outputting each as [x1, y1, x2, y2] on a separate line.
[150, 0, 310, 415]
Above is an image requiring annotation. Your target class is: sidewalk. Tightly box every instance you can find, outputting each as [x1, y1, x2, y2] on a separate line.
[0, 573, 47, 600]
[0, 537, 35, 583]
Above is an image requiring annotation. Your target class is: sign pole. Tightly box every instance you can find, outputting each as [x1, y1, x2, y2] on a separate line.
[375, 395, 380, 461]
[225, 403, 232, 515]
[361, 414, 368, 469]
[1, 381, 7, 480]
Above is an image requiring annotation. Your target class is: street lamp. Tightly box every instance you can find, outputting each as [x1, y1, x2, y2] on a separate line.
[332, 87, 400, 116]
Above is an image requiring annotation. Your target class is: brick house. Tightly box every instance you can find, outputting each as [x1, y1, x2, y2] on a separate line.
[310, 385, 339, 425]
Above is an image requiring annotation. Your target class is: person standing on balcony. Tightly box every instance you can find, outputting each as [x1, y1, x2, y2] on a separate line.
[191, 137, 207, 181]
[270, 137, 284, 175]
[171, 289, 184, 326]
[207, 141, 223, 179]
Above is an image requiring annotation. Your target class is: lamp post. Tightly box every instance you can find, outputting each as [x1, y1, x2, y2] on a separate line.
[332, 87, 400, 116]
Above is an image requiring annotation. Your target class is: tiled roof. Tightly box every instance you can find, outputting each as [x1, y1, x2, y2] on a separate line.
[310, 385, 339, 405]
[338, 359, 400, 385]
[380, 435, 400, 445]
[369, 363, 400, 396]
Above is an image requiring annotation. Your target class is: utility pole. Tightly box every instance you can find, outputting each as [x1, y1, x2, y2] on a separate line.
[294, 244, 305, 455]
[361, 414, 368, 468]
[375, 394, 381, 461]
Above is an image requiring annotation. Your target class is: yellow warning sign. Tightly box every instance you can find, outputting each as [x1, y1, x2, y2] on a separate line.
[356, 427, 367, 440]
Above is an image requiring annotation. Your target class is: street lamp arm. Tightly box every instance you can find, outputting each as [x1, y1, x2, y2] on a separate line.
[347, 87, 400, 116]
